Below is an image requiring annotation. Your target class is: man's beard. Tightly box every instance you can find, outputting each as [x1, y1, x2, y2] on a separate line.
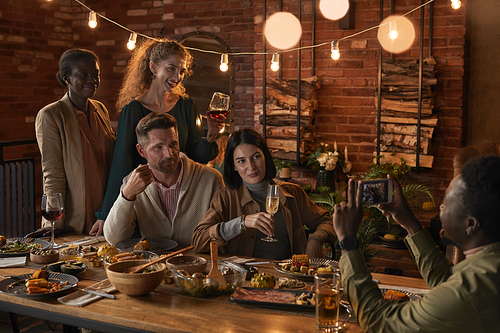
[151, 157, 178, 174]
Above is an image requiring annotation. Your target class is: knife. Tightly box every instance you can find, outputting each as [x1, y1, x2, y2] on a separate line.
[80, 288, 116, 299]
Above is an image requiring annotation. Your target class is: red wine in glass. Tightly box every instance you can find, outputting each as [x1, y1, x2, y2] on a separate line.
[41, 193, 64, 248]
[42, 208, 63, 222]
[208, 109, 229, 119]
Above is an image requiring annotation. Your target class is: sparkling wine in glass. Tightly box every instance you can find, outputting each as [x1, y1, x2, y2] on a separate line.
[261, 184, 279, 243]
[41, 193, 63, 249]
[208, 92, 230, 120]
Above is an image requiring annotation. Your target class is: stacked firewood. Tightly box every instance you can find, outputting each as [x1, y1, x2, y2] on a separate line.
[254, 76, 320, 162]
[374, 57, 438, 168]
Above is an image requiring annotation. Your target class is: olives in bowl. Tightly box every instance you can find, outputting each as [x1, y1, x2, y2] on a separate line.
[61, 262, 86, 275]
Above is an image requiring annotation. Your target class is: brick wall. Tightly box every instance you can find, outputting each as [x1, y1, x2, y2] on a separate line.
[0, 0, 468, 209]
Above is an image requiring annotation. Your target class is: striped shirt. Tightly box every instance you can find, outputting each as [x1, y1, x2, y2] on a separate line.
[152, 159, 183, 224]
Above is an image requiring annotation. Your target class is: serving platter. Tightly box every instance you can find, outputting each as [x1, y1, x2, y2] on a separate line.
[115, 238, 178, 253]
[0, 272, 78, 299]
[230, 287, 315, 311]
[0, 238, 50, 258]
[273, 258, 339, 281]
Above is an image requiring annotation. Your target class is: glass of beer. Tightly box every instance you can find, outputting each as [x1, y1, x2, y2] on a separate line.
[315, 272, 341, 332]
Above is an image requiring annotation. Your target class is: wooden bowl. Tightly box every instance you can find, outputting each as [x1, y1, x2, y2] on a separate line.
[30, 249, 59, 264]
[106, 260, 166, 296]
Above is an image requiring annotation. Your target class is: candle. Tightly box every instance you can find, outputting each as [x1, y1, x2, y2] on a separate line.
[344, 146, 349, 162]
[334, 141, 338, 151]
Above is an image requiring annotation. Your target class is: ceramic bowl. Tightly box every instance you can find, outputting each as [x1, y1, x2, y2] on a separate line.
[30, 249, 59, 264]
[103, 250, 159, 267]
[61, 263, 86, 275]
[165, 255, 206, 268]
[106, 260, 166, 296]
[59, 248, 84, 261]
[245, 266, 259, 281]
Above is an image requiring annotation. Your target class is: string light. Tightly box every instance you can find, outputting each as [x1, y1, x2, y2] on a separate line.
[270, 53, 280, 72]
[88, 11, 97, 29]
[71, 0, 444, 64]
[127, 32, 137, 50]
[331, 41, 340, 60]
[388, 20, 399, 40]
[450, 0, 461, 9]
[219, 54, 229, 72]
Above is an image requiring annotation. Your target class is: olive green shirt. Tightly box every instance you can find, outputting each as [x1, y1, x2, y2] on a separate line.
[340, 229, 500, 333]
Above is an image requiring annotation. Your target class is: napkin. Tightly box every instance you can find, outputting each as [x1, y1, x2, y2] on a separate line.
[224, 256, 254, 264]
[57, 279, 117, 307]
[0, 256, 26, 268]
[62, 236, 106, 247]
[378, 284, 430, 295]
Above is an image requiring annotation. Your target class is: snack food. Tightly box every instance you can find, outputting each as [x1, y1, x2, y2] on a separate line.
[97, 244, 118, 257]
[0, 235, 7, 246]
[24, 270, 69, 295]
[251, 273, 276, 289]
[134, 240, 151, 251]
[278, 256, 336, 276]
[383, 289, 410, 301]
[277, 277, 307, 289]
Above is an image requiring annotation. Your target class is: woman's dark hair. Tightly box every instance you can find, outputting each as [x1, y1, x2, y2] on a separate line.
[223, 129, 276, 189]
[56, 49, 99, 87]
[460, 155, 500, 241]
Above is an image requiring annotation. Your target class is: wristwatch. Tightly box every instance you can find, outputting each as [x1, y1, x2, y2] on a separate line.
[339, 236, 359, 251]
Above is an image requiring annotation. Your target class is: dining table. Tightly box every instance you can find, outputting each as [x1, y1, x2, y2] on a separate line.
[0, 234, 430, 333]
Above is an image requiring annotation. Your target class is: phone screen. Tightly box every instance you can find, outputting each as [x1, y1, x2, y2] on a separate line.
[362, 179, 393, 205]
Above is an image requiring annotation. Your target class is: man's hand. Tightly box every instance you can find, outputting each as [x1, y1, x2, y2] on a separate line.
[378, 175, 422, 236]
[243, 213, 275, 236]
[89, 219, 104, 236]
[305, 238, 324, 258]
[333, 179, 364, 241]
[122, 164, 152, 201]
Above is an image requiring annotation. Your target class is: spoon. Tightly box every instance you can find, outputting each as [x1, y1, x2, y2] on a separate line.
[124, 245, 193, 274]
[206, 242, 225, 290]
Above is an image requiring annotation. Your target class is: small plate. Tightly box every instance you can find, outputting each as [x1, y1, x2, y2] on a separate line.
[273, 258, 339, 281]
[0, 238, 50, 257]
[0, 272, 78, 298]
[115, 238, 178, 253]
[60, 263, 88, 275]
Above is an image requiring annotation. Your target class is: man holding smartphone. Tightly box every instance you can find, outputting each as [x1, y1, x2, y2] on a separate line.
[333, 155, 500, 333]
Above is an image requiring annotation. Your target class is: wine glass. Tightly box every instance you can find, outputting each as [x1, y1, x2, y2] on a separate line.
[41, 193, 64, 249]
[208, 92, 230, 134]
[261, 184, 279, 243]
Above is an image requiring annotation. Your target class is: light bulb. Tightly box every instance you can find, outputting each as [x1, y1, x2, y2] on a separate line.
[88, 11, 97, 29]
[127, 33, 137, 50]
[331, 41, 340, 61]
[388, 21, 398, 40]
[270, 53, 280, 72]
[451, 0, 461, 9]
[219, 54, 229, 72]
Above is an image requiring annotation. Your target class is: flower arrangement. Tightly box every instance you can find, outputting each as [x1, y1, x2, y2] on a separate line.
[307, 142, 351, 173]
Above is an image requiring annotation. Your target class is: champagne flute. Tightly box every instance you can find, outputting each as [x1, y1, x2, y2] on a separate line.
[261, 184, 279, 242]
[41, 193, 64, 249]
[208, 92, 230, 134]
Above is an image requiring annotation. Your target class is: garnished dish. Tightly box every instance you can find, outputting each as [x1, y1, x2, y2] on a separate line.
[115, 238, 178, 253]
[231, 287, 316, 309]
[274, 255, 339, 280]
[103, 250, 159, 266]
[0, 270, 78, 298]
[277, 277, 308, 290]
[0, 237, 50, 257]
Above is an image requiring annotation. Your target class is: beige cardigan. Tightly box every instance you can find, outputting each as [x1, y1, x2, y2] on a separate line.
[35, 93, 115, 233]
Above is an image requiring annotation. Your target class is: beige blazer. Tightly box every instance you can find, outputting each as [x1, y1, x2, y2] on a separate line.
[35, 93, 115, 233]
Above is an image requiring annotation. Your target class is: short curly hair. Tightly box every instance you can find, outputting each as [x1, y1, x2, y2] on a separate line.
[223, 129, 276, 189]
[56, 49, 99, 87]
[460, 155, 500, 241]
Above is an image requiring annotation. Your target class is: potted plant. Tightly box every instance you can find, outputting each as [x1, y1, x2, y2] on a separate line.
[274, 159, 295, 179]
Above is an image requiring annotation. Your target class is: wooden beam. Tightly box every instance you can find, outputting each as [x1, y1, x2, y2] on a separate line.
[380, 116, 438, 126]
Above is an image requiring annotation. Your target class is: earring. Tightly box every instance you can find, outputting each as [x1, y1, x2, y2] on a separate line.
[152, 73, 157, 80]
[466, 230, 472, 236]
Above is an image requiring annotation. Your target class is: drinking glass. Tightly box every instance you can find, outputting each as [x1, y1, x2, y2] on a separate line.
[41, 193, 64, 249]
[261, 184, 279, 242]
[208, 92, 230, 120]
[315, 273, 341, 332]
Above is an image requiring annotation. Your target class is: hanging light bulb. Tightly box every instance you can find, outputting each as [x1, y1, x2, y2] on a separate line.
[388, 20, 399, 40]
[451, 0, 461, 9]
[88, 11, 97, 29]
[331, 41, 340, 61]
[270, 53, 280, 72]
[219, 54, 229, 72]
[127, 33, 137, 50]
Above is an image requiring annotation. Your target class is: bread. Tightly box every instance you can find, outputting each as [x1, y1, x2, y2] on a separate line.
[97, 244, 118, 257]
[134, 240, 151, 251]
[0, 235, 7, 246]
[383, 289, 410, 301]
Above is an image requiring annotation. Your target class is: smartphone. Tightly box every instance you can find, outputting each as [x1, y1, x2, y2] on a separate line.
[360, 179, 393, 205]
